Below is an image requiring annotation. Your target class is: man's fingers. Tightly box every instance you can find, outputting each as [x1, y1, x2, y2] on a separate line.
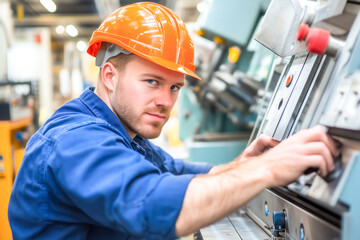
[313, 125, 339, 157]
[288, 126, 340, 157]
[268, 138, 280, 148]
[303, 142, 335, 172]
[243, 135, 274, 158]
[291, 126, 325, 143]
[324, 133, 340, 157]
[257, 134, 279, 151]
[303, 155, 328, 177]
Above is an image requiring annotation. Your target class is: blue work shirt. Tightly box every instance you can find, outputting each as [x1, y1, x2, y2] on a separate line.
[8, 87, 213, 240]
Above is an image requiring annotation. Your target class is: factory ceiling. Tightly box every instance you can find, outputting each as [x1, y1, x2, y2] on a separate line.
[10, 0, 168, 41]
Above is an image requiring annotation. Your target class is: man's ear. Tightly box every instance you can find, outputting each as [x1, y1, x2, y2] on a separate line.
[101, 62, 117, 92]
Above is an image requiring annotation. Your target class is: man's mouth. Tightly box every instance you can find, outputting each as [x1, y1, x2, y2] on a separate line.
[146, 113, 167, 120]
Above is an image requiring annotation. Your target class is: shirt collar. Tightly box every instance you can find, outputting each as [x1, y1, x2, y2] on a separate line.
[79, 87, 133, 142]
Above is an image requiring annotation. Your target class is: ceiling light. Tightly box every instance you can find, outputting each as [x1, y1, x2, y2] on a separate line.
[40, 0, 57, 13]
[197, 3, 205, 13]
[76, 40, 87, 52]
[66, 25, 78, 37]
[56, 25, 65, 34]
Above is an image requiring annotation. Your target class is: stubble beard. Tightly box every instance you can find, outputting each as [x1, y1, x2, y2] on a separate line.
[113, 100, 170, 139]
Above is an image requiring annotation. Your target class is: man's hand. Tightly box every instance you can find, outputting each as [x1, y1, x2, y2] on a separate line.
[248, 125, 339, 187]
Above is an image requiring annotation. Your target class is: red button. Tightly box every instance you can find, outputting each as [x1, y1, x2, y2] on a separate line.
[307, 28, 330, 55]
[297, 24, 309, 41]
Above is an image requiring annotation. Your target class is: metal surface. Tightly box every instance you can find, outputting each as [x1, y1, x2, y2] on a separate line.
[247, 2, 360, 240]
[320, 73, 360, 130]
[254, 0, 306, 57]
[247, 189, 341, 240]
[202, 1, 360, 239]
[255, 0, 347, 57]
[261, 53, 322, 140]
[200, 211, 270, 240]
[248, 56, 289, 144]
[338, 154, 360, 239]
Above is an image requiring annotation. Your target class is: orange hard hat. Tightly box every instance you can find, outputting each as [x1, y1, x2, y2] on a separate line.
[87, 2, 200, 80]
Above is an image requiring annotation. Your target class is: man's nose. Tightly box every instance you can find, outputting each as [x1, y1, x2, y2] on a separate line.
[154, 88, 173, 108]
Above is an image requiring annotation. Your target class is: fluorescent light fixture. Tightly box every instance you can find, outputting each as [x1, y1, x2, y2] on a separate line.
[66, 25, 78, 37]
[40, 0, 57, 13]
[76, 40, 87, 51]
[56, 25, 65, 34]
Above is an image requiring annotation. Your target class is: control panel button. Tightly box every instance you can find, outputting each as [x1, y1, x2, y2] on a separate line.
[272, 210, 287, 237]
[273, 211, 286, 231]
[300, 223, 305, 240]
[286, 74, 293, 87]
[264, 201, 269, 216]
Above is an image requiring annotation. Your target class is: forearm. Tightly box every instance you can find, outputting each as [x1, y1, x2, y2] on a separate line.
[207, 156, 240, 175]
[175, 160, 269, 236]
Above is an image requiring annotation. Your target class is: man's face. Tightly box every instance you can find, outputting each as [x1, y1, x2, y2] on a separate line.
[109, 55, 185, 139]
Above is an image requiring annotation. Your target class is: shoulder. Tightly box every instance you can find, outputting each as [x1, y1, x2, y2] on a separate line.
[39, 100, 126, 145]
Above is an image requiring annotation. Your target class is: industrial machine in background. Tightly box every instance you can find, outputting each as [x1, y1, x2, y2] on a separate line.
[0, 2, 37, 239]
[179, 0, 276, 164]
[0, 81, 36, 240]
[200, 0, 360, 239]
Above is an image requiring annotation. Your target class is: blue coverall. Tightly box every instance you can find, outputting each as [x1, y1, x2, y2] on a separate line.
[8, 87, 212, 240]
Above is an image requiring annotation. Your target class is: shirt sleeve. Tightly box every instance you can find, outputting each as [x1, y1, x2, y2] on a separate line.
[147, 140, 213, 175]
[174, 159, 213, 174]
[48, 123, 194, 239]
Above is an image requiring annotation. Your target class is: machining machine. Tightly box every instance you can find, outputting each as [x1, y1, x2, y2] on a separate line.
[0, 81, 36, 240]
[180, 0, 275, 165]
[199, 0, 360, 239]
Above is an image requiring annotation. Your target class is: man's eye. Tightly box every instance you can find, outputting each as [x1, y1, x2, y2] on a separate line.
[170, 85, 180, 91]
[146, 80, 156, 85]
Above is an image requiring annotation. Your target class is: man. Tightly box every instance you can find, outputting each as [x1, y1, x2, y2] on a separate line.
[8, 2, 338, 240]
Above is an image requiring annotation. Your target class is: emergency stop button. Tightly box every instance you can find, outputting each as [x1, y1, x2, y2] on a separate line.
[306, 28, 330, 55]
[297, 23, 329, 54]
[297, 23, 345, 57]
[297, 23, 309, 41]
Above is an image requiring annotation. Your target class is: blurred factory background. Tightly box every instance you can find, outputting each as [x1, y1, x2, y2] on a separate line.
[1, 0, 360, 239]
